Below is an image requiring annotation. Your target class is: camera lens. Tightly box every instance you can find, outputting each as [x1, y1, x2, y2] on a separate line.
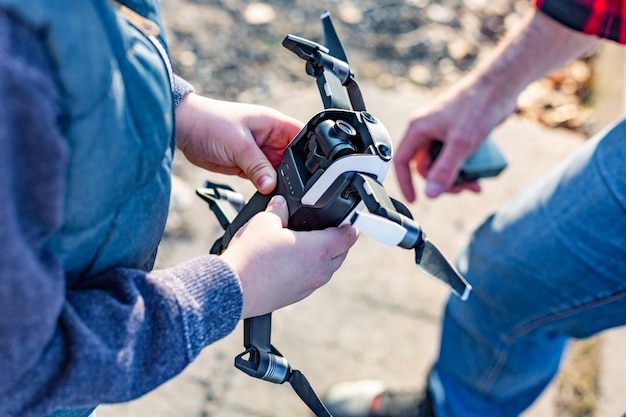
[333, 120, 357, 139]
[314, 120, 357, 163]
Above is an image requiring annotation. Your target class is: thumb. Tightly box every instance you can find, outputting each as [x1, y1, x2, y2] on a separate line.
[237, 146, 277, 194]
[265, 195, 289, 227]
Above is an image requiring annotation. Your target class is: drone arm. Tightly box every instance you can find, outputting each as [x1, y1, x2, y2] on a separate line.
[313, 61, 352, 110]
[283, 34, 362, 111]
[350, 212, 408, 246]
[346, 77, 366, 112]
[349, 173, 422, 249]
[348, 173, 472, 299]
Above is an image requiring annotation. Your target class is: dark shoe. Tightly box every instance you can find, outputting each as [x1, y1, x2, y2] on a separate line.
[322, 380, 435, 417]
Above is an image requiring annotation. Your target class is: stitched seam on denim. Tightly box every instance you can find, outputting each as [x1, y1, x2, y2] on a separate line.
[476, 138, 626, 394]
[72, 408, 97, 417]
[477, 288, 626, 392]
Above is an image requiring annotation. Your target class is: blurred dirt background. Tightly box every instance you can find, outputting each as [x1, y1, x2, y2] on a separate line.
[160, 0, 597, 134]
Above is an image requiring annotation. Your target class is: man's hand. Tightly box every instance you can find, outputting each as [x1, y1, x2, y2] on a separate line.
[394, 9, 598, 201]
[394, 78, 506, 201]
[175, 94, 304, 194]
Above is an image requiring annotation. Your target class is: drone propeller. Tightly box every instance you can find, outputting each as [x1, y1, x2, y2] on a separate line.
[416, 238, 471, 300]
[321, 10, 349, 64]
[351, 210, 471, 300]
[349, 173, 472, 300]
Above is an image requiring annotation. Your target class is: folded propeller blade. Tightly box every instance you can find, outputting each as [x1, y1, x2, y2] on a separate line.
[416, 238, 472, 300]
[321, 11, 349, 64]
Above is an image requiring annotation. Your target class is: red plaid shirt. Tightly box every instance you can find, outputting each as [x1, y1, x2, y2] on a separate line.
[533, 0, 626, 43]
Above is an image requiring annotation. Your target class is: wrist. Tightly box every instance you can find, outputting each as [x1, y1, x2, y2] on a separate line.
[457, 8, 598, 126]
[174, 92, 202, 151]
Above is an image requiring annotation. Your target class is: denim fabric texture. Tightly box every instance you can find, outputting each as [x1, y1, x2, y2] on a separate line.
[46, 408, 96, 417]
[431, 119, 626, 417]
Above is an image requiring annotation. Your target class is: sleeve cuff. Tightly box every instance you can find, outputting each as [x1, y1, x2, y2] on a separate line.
[152, 255, 243, 361]
[172, 74, 195, 107]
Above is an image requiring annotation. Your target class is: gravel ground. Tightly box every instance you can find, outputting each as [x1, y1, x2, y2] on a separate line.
[160, 0, 596, 132]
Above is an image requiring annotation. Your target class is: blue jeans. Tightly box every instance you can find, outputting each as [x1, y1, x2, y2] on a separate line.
[46, 408, 96, 417]
[431, 119, 626, 417]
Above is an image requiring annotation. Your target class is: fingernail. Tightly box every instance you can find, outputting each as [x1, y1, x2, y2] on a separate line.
[425, 181, 444, 198]
[258, 175, 274, 191]
[269, 194, 286, 208]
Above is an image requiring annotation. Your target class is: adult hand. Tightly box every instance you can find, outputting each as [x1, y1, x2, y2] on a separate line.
[175, 94, 304, 194]
[394, 9, 598, 202]
[394, 75, 515, 202]
[220, 195, 358, 319]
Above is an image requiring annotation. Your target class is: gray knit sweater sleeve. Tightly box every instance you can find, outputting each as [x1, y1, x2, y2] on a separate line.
[0, 11, 243, 417]
[173, 74, 195, 106]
